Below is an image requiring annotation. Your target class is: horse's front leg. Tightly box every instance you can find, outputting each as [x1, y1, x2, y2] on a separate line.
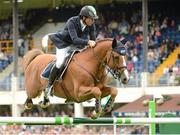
[79, 86, 102, 119]
[101, 87, 118, 115]
[39, 91, 50, 108]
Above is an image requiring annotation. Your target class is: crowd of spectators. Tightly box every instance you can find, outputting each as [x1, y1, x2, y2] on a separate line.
[96, 10, 180, 74]
[0, 3, 180, 74]
[160, 53, 180, 85]
[0, 17, 26, 73]
[0, 124, 149, 134]
[0, 3, 180, 90]
[0, 18, 25, 40]
[0, 19, 12, 40]
[0, 50, 13, 72]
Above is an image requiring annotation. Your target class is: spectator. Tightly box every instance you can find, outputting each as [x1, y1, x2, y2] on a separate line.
[0, 50, 4, 60]
[176, 54, 180, 67]
[96, 31, 105, 40]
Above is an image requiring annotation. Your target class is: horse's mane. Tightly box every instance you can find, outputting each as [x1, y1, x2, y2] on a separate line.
[96, 38, 113, 44]
[81, 38, 113, 52]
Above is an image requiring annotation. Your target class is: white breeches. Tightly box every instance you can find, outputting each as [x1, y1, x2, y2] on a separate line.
[55, 46, 71, 68]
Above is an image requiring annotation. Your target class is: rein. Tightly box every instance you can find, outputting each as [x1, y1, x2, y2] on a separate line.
[73, 48, 109, 84]
[73, 58, 100, 84]
[92, 48, 111, 82]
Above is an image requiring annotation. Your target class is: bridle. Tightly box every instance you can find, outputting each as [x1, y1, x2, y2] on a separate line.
[73, 46, 127, 84]
[110, 51, 127, 79]
[92, 48, 127, 81]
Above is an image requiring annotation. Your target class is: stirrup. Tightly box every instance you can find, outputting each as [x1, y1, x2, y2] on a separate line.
[45, 85, 54, 97]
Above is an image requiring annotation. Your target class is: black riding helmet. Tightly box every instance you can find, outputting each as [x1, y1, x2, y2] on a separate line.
[79, 5, 99, 19]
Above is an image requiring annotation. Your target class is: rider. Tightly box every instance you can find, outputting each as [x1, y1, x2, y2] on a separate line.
[44, 5, 99, 97]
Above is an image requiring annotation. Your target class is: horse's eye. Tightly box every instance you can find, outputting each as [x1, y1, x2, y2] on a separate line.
[114, 56, 119, 62]
[115, 56, 119, 59]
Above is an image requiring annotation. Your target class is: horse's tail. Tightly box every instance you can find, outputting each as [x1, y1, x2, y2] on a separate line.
[23, 49, 44, 71]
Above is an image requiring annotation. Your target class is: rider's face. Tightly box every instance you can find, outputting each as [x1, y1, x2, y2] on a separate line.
[85, 17, 94, 26]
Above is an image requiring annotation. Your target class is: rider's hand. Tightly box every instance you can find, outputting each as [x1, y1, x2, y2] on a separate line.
[88, 40, 96, 48]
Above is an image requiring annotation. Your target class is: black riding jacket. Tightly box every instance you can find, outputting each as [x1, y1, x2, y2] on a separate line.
[49, 16, 96, 49]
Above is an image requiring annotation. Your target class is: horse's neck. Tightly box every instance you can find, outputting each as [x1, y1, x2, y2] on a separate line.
[75, 40, 112, 83]
[93, 41, 112, 82]
[94, 40, 112, 60]
[79, 40, 112, 61]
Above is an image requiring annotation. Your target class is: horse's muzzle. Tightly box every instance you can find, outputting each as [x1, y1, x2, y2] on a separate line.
[122, 77, 129, 84]
[121, 69, 129, 84]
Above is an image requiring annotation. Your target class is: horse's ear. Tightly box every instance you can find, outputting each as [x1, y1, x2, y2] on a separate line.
[118, 38, 127, 46]
[112, 38, 117, 49]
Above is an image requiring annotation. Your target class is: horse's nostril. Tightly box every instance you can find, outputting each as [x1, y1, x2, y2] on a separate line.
[123, 78, 127, 82]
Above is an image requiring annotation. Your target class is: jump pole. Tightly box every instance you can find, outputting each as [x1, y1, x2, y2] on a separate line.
[0, 117, 180, 125]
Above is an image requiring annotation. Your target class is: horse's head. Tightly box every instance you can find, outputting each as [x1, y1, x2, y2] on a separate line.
[106, 38, 129, 84]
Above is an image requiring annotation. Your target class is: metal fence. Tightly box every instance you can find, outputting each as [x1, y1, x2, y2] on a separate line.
[0, 72, 179, 91]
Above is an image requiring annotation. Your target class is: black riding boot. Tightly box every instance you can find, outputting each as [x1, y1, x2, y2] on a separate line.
[45, 64, 59, 96]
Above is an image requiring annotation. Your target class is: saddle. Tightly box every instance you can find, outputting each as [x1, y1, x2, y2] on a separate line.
[41, 49, 80, 81]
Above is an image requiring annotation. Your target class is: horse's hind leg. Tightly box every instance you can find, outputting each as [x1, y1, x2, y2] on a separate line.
[101, 87, 118, 114]
[24, 98, 33, 110]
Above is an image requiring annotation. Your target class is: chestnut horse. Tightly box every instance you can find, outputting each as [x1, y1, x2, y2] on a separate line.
[23, 38, 129, 118]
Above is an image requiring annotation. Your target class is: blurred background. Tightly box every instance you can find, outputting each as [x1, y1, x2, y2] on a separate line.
[0, 0, 180, 134]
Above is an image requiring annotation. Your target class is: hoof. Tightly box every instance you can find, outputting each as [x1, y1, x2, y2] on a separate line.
[99, 111, 106, 117]
[103, 107, 112, 114]
[24, 102, 33, 110]
[90, 110, 101, 119]
[39, 100, 50, 109]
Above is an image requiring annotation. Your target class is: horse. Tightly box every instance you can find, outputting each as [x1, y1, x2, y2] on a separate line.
[23, 38, 129, 118]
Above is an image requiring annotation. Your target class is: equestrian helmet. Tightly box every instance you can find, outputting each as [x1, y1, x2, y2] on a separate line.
[80, 5, 98, 19]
